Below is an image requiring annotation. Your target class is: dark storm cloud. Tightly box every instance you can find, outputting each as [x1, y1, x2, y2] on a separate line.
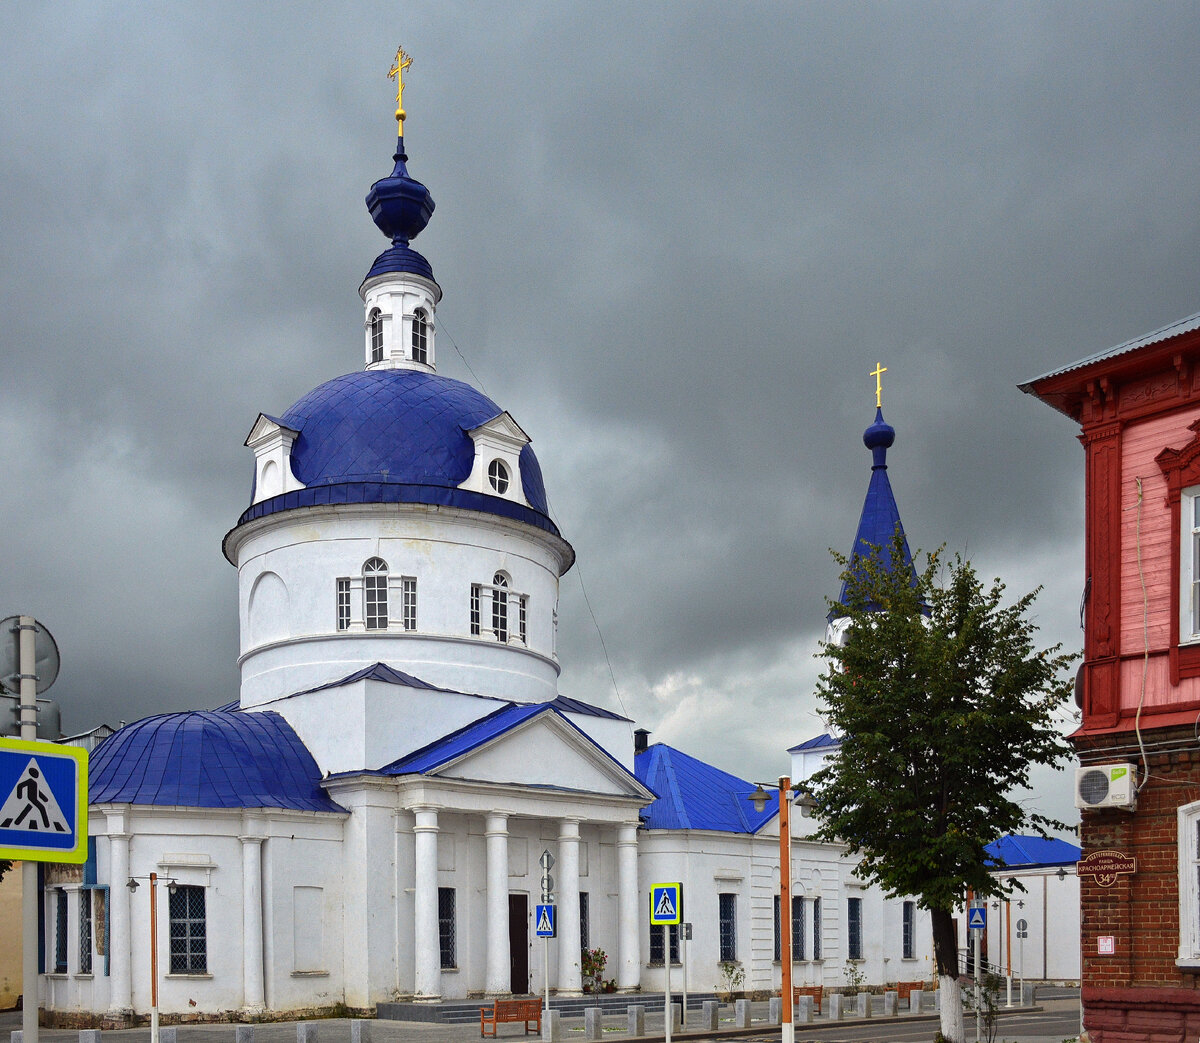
[2, 2, 1198, 827]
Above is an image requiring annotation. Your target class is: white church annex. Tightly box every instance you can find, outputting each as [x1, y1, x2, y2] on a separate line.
[37, 61, 935, 1026]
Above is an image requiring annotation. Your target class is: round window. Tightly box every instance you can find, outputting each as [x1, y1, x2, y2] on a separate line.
[488, 459, 510, 494]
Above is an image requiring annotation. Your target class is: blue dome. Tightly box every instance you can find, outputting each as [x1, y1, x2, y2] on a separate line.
[236, 370, 558, 536]
[89, 710, 344, 813]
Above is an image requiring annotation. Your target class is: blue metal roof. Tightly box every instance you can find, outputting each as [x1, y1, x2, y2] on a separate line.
[832, 407, 916, 618]
[362, 136, 437, 285]
[296, 661, 464, 697]
[547, 694, 631, 722]
[985, 834, 1081, 869]
[787, 732, 839, 753]
[634, 744, 775, 833]
[89, 710, 345, 813]
[232, 369, 557, 537]
[373, 702, 549, 776]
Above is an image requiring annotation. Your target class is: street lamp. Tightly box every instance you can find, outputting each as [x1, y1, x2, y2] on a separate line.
[749, 777, 814, 1043]
[128, 873, 177, 1043]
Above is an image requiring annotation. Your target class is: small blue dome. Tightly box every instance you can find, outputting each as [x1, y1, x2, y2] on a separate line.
[89, 710, 344, 812]
[236, 370, 557, 536]
[363, 136, 437, 285]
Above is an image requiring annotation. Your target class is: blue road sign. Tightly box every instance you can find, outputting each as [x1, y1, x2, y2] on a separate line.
[968, 905, 987, 931]
[650, 882, 683, 925]
[535, 904, 556, 938]
[0, 736, 88, 863]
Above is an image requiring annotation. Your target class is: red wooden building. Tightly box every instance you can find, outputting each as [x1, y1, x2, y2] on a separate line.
[1024, 308, 1200, 1041]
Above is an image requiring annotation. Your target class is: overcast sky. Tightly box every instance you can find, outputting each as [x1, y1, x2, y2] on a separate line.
[3, 2, 1199, 831]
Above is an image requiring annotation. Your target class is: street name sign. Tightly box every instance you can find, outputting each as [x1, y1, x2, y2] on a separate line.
[0, 736, 88, 863]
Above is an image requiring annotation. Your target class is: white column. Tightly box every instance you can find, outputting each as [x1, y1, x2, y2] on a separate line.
[557, 820, 582, 995]
[413, 806, 441, 1001]
[484, 814, 511, 996]
[240, 832, 266, 1010]
[617, 824, 641, 991]
[107, 827, 133, 1015]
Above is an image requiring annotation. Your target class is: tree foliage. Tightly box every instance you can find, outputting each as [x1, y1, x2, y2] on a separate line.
[811, 535, 1075, 916]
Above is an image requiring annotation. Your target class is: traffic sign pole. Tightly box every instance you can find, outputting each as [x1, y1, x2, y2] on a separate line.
[20, 617, 39, 1043]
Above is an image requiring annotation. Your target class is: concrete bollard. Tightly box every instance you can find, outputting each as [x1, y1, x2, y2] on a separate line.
[827, 993, 843, 1021]
[794, 995, 813, 1024]
[700, 1000, 718, 1031]
[767, 996, 782, 1025]
[669, 1002, 681, 1032]
[734, 998, 751, 1029]
[909, 988, 926, 1014]
[159, 1029, 177, 1043]
[79, 1031, 102, 1043]
[350, 1021, 371, 1043]
[297, 1023, 319, 1043]
[626, 1005, 644, 1036]
[856, 992, 872, 1018]
[584, 1007, 603, 1041]
[542, 1010, 562, 1043]
[883, 991, 897, 1016]
[932, 988, 941, 1011]
[236, 1025, 255, 1043]
[11, 1032, 21, 1043]
[1021, 983, 1034, 1006]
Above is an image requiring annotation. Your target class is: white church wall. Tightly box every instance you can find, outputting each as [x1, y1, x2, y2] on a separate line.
[232, 506, 568, 708]
[559, 713, 636, 771]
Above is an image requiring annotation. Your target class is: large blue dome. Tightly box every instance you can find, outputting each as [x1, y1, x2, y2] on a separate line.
[235, 370, 557, 535]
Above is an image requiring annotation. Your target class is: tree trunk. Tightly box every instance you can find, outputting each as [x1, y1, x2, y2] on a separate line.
[931, 907, 965, 1043]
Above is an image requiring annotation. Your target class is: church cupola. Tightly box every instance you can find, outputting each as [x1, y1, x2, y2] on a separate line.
[360, 48, 442, 373]
[827, 365, 916, 644]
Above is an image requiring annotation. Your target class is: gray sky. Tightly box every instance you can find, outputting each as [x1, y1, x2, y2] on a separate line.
[3, 2, 1199, 831]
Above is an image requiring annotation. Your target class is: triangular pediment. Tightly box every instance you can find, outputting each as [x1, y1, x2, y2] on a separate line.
[466, 411, 530, 449]
[244, 413, 299, 449]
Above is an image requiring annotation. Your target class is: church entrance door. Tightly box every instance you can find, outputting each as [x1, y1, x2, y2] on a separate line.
[509, 894, 529, 994]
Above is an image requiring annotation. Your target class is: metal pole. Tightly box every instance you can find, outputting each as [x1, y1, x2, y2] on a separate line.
[973, 921, 981, 1043]
[779, 777, 793, 1043]
[543, 936, 550, 1020]
[664, 926, 671, 1043]
[680, 925, 687, 1028]
[150, 873, 159, 1043]
[19, 616, 39, 1043]
[1005, 899, 1012, 1007]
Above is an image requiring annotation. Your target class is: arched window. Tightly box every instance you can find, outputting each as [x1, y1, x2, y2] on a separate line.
[488, 459, 510, 494]
[369, 308, 384, 364]
[364, 557, 388, 630]
[492, 571, 509, 642]
[412, 308, 429, 364]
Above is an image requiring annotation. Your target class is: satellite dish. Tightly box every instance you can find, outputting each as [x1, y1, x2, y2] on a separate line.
[0, 615, 61, 695]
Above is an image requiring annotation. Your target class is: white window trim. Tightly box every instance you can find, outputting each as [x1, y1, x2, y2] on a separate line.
[1182, 486, 1200, 644]
[1179, 799, 1200, 967]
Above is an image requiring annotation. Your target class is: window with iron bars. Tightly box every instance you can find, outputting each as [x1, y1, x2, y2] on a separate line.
[169, 885, 207, 974]
[79, 888, 92, 974]
[648, 923, 679, 965]
[438, 887, 456, 969]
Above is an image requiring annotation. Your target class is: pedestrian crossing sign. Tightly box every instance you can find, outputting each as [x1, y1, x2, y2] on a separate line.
[650, 882, 683, 925]
[535, 903, 556, 937]
[0, 736, 88, 863]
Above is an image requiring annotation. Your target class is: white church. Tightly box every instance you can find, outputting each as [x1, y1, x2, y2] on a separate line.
[37, 70, 936, 1025]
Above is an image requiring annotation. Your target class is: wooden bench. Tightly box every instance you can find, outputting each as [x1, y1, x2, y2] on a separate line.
[793, 985, 823, 1014]
[895, 981, 928, 1006]
[480, 998, 544, 1038]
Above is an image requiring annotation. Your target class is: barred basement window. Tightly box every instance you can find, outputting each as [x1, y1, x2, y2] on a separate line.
[470, 584, 481, 635]
[364, 558, 388, 630]
[169, 885, 207, 974]
[902, 900, 915, 959]
[54, 890, 67, 973]
[438, 887, 456, 968]
[79, 889, 93, 974]
[649, 923, 679, 965]
[412, 308, 429, 365]
[847, 896, 863, 960]
[369, 308, 384, 363]
[336, 578, 351, 631]
[718, 892, 737, 961]
[402, 577, 417, 631]
[492, 572, 509, 642]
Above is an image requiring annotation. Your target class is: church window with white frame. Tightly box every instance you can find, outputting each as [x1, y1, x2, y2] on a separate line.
[469, 574, 528, 644]
[369, 308, 384, 364]
[412, 308, 429, 364]
[1178, 800, 1200, 965]
[168, 885, 207, 975]
[718, 892, 737, 961]
[438, 887, 456, 969]
[1183, 488, 1200, 642]
[336, 578, 351, 631]
[902, 900, 915, 959]
[492, 572, 509, 641]
[488, 459, 510, 494]
[847, 895, 863, 960]
[364, 558, 388, 630]
[79, 888, 93, 974]
[402, 576, 417, 631]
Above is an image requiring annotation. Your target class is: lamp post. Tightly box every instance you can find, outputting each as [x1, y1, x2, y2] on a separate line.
[751, 777, 816, 1043]
[128, 873, 176, 1043]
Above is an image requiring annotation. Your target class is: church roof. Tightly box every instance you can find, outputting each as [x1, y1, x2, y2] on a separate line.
[787, 732, 839, 753]
[634, 743, 775, 833]
[362, 135, 437, 286]
[985, 834, 1081, 869]
[89, 710, 344, 813]
[233, 369, 558, 536]
[831, 406, 916, 619]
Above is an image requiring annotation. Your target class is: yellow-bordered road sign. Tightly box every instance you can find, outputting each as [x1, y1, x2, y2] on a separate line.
[650, 882, 683, 925]
[0, 736, 88, 863]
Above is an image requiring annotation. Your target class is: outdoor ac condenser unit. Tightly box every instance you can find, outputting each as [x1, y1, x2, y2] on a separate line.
[1074, 763, 1138, 810]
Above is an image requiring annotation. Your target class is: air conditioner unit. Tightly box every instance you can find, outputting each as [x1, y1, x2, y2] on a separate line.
[1075, 763, 1138, 810]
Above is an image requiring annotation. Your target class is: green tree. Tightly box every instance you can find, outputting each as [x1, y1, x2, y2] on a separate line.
[0, 859, 10, 882]
[811, 535, 1074, 1043]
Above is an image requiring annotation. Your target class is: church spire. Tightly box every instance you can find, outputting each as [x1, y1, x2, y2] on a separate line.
[360, 47, 442, 372]
[828, 366, 916, 623]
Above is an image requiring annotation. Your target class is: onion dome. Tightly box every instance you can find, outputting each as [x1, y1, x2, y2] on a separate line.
[830, 405, 916, 618]
[89, 710, 344, 812]
[363, 137, 436, 284]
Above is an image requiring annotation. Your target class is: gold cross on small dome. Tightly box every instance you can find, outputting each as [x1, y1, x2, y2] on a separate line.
[871, 362, 887, 408]
[388, 47, 414, 130]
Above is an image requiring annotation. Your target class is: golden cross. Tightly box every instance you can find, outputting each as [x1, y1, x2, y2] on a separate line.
[388, 47, 413, 130]
[871, 362, 887, 408]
